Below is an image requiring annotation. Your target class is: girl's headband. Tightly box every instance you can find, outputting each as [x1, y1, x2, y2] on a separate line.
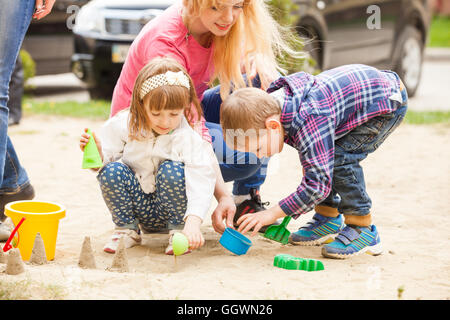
[140, 71, 190, 99]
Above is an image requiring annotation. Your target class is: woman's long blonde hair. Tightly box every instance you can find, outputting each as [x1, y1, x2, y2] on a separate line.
[183, 0, 302, 99]
[128, 57, 202, 140]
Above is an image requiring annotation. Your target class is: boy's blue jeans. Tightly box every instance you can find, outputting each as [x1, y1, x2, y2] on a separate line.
[319, 88, 408, 216]
[0, 0, 34, 200]
[201, 76, 269, 196]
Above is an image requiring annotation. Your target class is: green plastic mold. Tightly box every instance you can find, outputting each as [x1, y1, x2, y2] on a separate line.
[273, 254, 325, 271]
[82, 128, 103, 169]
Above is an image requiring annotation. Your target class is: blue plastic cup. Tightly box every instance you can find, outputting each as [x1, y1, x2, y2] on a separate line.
[219, 228, 252, 255]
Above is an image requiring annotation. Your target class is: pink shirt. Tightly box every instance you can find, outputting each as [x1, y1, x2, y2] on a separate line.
[110, 1, 214, 142]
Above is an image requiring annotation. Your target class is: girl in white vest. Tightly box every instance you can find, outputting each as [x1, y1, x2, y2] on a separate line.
[79, 57, 216, 255]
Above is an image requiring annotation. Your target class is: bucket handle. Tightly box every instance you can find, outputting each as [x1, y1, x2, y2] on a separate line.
[2, 217, 26, 253]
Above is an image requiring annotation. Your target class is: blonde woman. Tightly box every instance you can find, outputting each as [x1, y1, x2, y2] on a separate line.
[111, 0, 300, 234]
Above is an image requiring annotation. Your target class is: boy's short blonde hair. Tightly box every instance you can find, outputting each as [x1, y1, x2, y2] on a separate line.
[220, 87, 280, 132]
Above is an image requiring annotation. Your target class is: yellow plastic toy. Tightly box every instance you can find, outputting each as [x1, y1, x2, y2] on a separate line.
[5, 200, 66, 261]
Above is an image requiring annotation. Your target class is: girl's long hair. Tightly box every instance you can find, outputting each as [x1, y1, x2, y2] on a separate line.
[128, 57, 202, 140]
[183, 0, 303, 99]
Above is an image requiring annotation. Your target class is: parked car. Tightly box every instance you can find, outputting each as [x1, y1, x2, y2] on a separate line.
[294, 0, 431, 97]
[72, 0, 177, 98]
[72, 0, 431, 99]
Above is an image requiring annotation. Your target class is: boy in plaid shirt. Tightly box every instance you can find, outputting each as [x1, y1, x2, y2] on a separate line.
[219, 64, 408, 259]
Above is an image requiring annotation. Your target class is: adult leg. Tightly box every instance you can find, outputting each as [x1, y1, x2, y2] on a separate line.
[201, 76, 269, 197]
[8, 55, 24, 125]
[205, 121, 268, 194]
[202, 77, 277, 232]
[201, 74, 262, 124]
[0, 0, 36, 234]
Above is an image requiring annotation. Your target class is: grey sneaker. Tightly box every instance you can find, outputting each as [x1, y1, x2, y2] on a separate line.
[0, 222, 11, 241]
[0, 184, 35, 219]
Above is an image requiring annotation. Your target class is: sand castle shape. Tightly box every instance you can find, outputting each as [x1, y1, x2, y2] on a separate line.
[6, 248, 25, 275]
[29, 233, 47, 265]
[108, 237, 129, 273]
[78, 236, 96, 269]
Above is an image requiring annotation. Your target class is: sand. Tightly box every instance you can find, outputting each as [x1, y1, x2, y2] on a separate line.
[108, 237, 129, 273]
[6, 248, 25, 275]
[78, 236, 96, 269]
[0, 114, 448, 299]
[0, 245, 6, 264]
[29, 233, 47, 265]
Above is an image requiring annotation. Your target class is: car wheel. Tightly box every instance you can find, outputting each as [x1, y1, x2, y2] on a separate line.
[392, 25, 423, 97]
[88, 86, 114, 100]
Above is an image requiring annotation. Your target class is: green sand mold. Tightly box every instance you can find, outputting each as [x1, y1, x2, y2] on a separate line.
[82, 128, 103, 169]
[273, 254, 324, 271]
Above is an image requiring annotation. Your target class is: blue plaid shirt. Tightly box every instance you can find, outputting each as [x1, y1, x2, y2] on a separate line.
[267, 64, 404, 218]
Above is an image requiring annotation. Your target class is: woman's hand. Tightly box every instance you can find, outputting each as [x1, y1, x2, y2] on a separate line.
[211, 195, 236, 234]
[33, 0, 56, 20]
[241, 54, 279, 90]
[183, 215, 205, 250]
[240, 54, 258, 81]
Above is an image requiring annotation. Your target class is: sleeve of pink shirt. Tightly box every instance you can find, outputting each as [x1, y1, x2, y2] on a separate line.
[110, 37, 212, 143]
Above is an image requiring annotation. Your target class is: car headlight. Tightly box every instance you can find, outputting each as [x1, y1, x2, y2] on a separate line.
[73, 3, 104, 34]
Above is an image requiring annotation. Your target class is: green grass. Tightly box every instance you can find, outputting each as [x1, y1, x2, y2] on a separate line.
[428, 15, 450, 47]
[404, 110, 450, 125]
[0, 279, 66, 300]
[23, 97, 110, 120]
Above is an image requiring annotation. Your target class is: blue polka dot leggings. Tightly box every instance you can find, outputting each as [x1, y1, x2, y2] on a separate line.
[96, 160, 187, 232]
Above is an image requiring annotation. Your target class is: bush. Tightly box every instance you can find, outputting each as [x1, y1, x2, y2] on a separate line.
[19, 49, 36, 88]
[267, 0, 318, 74]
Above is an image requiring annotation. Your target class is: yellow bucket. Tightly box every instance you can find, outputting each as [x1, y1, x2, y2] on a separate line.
[5, 200, 66, 261]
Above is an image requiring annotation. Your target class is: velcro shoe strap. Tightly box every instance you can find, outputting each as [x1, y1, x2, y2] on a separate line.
[336, 227, 360, 245]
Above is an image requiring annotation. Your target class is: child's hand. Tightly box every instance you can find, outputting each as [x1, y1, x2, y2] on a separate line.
[211, 195, 236, 234]
[33, 0, 56, 20]
[183, 215, 205, 250]
[237, 205, 287, 236]
[79, 128, 102, 154]
[80, 128, 103, 171]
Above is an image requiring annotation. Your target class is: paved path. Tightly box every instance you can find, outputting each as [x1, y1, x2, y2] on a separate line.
[27, 48, 450, 111]
[408, 48, 450, 111]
